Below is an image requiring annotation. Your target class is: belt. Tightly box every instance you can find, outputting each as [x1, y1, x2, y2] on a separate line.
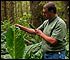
[44, 49, 65, 54]
[45, 51, 60, 54]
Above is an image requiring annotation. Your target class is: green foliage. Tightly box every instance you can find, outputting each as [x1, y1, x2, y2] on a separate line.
[1, 1, 69, 58]
[1, 15, 69, 59]
[6, 25, 25, 59]
[65, 29, 69, 59]
[1, 20, 11, 31]
[15, 13, 31, 26]
[1, 54, 12, 59]
[23, 42, 43, 59]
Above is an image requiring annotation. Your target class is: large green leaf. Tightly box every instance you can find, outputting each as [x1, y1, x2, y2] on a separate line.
[6, 26, 14, 58]
[6, 25, 25, 59]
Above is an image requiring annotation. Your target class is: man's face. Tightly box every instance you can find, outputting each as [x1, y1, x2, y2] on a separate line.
[43, 8, 51, 19]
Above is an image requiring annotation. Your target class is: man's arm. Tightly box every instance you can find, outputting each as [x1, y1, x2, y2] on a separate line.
[35, 29, 57, 45]
[15, 24, 57, 45]
[15, 24, 36, 34]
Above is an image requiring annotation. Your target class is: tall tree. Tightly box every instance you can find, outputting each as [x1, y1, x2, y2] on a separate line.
[17, 2, 20, 18]
[4, 1, 7, 20]
[1, 1, 7, 21]
[1, 1, 4, 21]
[20, 1, 23, 17]
[14, 1, 17, 19]
[10, 1, 14, 23]
[30, 1, 41, 28]
[63, 1, 69, 28]
[30, 1, 46, 28]
[5, 1, 8, 20]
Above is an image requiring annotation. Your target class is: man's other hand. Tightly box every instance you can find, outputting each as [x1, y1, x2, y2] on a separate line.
[35, 29, 42, 36]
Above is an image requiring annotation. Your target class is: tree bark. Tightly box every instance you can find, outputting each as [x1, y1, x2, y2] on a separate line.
[1, 1, 4, 21]
[1, 1, 7, 21]
[4, 1, 7, 20]
[30, 1, 43, 28]
[10, 1, 14, 23]
[63, 1, 69, 28]
[20, 1, 23, 17]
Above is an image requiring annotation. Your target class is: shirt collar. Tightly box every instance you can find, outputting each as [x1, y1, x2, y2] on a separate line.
[48, 15, 57, 24]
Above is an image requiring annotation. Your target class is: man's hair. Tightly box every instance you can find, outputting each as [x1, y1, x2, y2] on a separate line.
[47, 6, 56, 14]
[44, 2, 57, 14]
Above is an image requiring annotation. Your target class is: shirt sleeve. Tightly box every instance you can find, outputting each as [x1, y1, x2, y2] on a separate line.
[51, 22, 67, 42]
[37, 20, 48, 31]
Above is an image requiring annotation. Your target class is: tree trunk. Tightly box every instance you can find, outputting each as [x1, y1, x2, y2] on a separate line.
[20, 1, 23, 17]
[6, 1, 10, 20]
[1, 1, 7, 21]
[63, 1, 69, 28]
[4, 1, 7, 20]
[10, 1, 14, 23]
[14, 1, 17, 18]
[30, 1, 42, 28]
[1, 1, 4, 21]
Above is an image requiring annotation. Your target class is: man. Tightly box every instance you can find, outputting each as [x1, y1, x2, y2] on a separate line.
[15, 2, 67, 59]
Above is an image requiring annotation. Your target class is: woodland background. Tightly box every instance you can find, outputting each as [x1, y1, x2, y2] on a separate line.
[1, 1, 69, 59]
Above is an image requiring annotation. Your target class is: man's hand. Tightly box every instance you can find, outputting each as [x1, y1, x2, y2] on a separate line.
[15, 24, 22, 27]
[35, 29, 43, 36]
[35, 29, 57, 45]
[15, 24, 36, 34]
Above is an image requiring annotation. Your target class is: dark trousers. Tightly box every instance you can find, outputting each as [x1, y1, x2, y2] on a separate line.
[42, 51, 66, 59]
